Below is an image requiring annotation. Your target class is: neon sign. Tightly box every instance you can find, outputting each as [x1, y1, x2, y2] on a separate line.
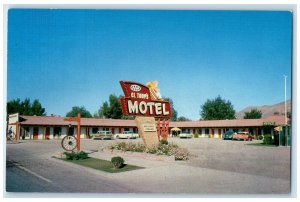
[119, 81, 172, 118]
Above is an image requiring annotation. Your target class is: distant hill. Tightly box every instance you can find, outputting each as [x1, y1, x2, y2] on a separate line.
[236, 100, 291, 119]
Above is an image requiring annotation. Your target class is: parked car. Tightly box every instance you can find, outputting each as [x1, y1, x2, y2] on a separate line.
[92, 131, 113, 140]
[223, 131, 235, 140]
[232, 132, 253, 141]
[114, 131, 139, 139]
[179, 132, 193, 138]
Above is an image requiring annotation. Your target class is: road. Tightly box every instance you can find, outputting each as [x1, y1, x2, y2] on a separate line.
[5, 138, 291, 195]
[5, 141, 130, 193]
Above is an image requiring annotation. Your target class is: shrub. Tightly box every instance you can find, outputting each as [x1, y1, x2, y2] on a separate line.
[263, 134, 274, 145]
[160, 139, 169, 145]
[175, 148, 189, 161]
[109, 141, 189, 160]
[78, 151, 88, 159]
[146, 146, 157, 154]
[64, 151, 89, 160]
[111, 156, 124, 169]
[110, 142, 146, 152]
[258, 135, 264, 140]
[65, 152, 76, 160]
[193, 133, 199, 138]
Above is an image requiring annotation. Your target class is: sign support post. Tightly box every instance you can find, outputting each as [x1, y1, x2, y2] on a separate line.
[64, 113, 81, 151]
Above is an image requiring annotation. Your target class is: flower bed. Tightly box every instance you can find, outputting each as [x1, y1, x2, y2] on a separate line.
[109, 141, 190, 161]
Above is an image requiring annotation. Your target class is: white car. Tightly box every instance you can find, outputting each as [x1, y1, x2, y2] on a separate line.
[114, 131, 139, 139]
[92, 131, 113, 140]
[179, 132, 193, 138]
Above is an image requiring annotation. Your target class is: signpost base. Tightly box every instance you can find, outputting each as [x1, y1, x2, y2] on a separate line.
[135, 116, 159, 148]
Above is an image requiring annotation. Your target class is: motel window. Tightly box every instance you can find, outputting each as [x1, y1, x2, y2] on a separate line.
[205, 129, 209, 135]
[198, 129, 202, 135]
[124, 128, 130, 131]
[92, 127, 98, 134]
[103, 128, 110, 132]
[68, 127, 74, 136]
[24, 127, 30, 136]
[182, 129, 190, 133]
[54, 127, 61, 137]
[21, 127, 30, 139]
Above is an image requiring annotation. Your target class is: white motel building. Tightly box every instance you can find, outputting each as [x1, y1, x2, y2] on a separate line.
[8, 113, 287, 140]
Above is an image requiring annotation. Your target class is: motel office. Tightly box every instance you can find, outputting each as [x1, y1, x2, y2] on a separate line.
[8, 113, 287, 140]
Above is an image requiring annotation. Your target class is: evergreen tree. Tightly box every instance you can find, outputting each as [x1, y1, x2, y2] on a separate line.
[7, 98, 46, 116]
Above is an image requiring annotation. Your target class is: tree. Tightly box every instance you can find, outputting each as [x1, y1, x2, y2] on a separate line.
[162, 97, 178, 121]
[200, 96, 236, 120]
[177, 116, 191, 121]
[97, 94, 123, 119]
[7, 98, 46, 116]
[66, 106, 92, 118]
[31, 99, 46, 116]
[244, 109, 262, 119]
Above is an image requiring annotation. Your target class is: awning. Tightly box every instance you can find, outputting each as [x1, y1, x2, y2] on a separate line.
[171, 127, 181, 131]
[274, 126, 283, 132]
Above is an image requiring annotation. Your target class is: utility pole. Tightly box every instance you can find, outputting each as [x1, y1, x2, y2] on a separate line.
[284, 75, 287, 125]
[284, 75, 288, 146]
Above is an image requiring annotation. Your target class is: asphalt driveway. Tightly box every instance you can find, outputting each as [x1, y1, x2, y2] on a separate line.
[5, 137, 291, 195]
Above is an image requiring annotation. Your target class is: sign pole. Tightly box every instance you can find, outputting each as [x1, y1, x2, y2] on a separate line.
[63, 114, 81, 151]
[284, 75, 288, 146]
[77, 113, 81, 151]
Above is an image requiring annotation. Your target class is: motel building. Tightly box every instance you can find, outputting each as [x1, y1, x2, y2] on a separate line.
[8, 113, 287, 140]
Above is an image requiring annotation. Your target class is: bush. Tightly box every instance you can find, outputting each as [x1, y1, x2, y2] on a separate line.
[160, 139, 169, 145]
[111, 156, 124, 169]
[145, 146, 157, 154]
[110, 142, 146, 152]
[258, 135, 264, 140]
[175, 148, 189, 161]
[109, 141, 189, 160]
[64, 151, 89, 160]
[263, 134, 274, 145]
[78, 151, 88, 159]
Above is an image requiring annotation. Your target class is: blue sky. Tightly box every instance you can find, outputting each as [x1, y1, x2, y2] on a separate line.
[7, 9, 292, 120]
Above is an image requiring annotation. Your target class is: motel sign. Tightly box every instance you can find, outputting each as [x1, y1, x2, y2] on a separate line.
[120, 81, 172, 118]
[120, 80, 172, 146]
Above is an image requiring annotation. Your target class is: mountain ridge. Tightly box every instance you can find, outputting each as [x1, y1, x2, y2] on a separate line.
[236, 100, 291, 119]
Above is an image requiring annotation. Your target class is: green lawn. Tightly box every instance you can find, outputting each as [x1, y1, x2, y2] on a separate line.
[61, 157, 144, 173]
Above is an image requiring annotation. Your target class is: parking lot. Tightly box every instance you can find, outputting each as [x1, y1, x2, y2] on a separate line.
[6, 137, 291, 194]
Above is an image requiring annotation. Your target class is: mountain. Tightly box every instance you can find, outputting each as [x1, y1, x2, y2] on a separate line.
[236, 100, 291, 119]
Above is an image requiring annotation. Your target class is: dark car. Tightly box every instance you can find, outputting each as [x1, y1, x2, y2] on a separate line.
[223, 131, 235, 140]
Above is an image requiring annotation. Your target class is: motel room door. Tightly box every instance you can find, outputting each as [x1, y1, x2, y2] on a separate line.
[210, 129, 214, 138]
[218, 129, 222, 139]
[45, 127, 50, 139]
[33, 127, 39, 140]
